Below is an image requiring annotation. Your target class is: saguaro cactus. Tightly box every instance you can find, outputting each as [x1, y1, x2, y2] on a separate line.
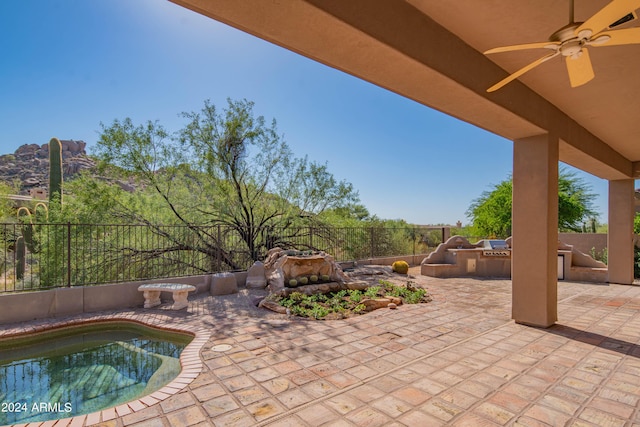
[34, 202, 49, 222]
[16, 236, 25, 280]
[17, 207, 36, 253]
[49, 137, 63, 204]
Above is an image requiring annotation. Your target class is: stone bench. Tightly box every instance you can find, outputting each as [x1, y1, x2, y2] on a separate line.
[138, 283, 196, 310]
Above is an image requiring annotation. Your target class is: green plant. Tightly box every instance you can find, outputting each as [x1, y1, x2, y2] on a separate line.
[33, 202, 48, 222]
[334, 290, 348, 298]
[310, 275, 318, 283]
[290, 305, 309, 317]
[392, 260, 409, 274]
[289, 292, 305, 302]
[404, 287, 427, 304]
[327, 290, 349, 308]
[288, 279, 298, 287]
[379, 279, 394, 289]
[271, 279, 431, 319]
[467, 168, 598, 237]
[377, 279, 429, 303]
[364, 286, 380, 298]
[348, 289, 362, 303]
[16, 207, 39, 254]
[49, 137, 64, 205]
[321, 274, 330, 282]
[299, 277, 309, 285]
[15, 236, 25, 280]
[353, 304, 366, 314]
[309, 303, 329, 319]
[311, 293, 327, 302]
[590, 247, 608, 265]
[15, 202, 50, 265]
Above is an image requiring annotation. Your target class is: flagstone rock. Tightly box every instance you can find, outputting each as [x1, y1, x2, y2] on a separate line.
[362, 298, 392, 311]
[258, 299, 288, 314]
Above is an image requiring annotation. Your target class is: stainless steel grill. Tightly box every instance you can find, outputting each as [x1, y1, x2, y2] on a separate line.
[482, 240, 510, 257]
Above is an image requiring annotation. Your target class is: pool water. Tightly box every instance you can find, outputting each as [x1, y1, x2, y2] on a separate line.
[0, 322, 191, 424]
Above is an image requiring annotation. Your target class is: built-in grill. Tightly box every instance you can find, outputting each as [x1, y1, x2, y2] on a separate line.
[482, 240, 510, 257]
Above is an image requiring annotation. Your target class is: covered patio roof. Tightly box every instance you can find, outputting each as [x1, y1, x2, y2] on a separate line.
[170, 0, 639, 327]
[171, 0, 640, 180]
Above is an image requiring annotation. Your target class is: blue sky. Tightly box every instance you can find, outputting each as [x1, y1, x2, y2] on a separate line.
[0, 0, 611, 225]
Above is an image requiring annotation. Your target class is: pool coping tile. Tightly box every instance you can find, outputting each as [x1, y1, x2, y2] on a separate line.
[0, 315, 209, 427]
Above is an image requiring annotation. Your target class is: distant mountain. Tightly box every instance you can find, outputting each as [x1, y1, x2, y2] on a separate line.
[0, 140, 95, 195]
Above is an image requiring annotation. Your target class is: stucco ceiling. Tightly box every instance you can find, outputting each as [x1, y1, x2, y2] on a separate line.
[171, 0, 640, 180]
[409, 0, 640, 164]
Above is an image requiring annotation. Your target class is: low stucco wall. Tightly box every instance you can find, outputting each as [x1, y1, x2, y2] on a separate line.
[0, 255, 422, 325]
[0, 272, 249, 326]
[558, 233, 607, 256]
[341, 254, 431, 269]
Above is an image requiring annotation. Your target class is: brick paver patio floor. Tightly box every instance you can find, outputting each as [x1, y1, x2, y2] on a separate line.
[6, 269, 640, 426]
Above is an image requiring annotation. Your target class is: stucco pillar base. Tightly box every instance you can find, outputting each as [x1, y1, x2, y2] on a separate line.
[512, 134, 558, 328]
[608, 180, 634, 285]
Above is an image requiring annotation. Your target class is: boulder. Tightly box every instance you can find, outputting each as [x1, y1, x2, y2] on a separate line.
[210, 272, 238, 296]
[362, 298, 392, 311]
[0, 140, 95, 196]
[245, 261, 267, 289]
[275, 282, 344, 297]
[263, 247, 350, 292]
[258, 299, 288, 314]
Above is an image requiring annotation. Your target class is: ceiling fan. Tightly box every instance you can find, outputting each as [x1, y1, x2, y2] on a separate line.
[485, 0, 640, 92]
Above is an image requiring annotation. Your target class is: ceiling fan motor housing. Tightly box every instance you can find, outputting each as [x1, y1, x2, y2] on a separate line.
[561, 40, 584, 57]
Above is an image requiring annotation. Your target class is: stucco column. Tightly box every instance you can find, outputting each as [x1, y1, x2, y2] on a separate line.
[608, 180, 634, 285]
[512, 133, 559, 327]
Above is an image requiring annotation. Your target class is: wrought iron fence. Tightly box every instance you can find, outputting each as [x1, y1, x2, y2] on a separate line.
[0, 223, 443, 293]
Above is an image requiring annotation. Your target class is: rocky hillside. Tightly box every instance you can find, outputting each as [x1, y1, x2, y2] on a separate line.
[0, 140, 95, 195]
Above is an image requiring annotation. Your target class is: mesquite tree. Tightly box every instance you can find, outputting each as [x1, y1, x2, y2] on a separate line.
[89, 99, 359, 271]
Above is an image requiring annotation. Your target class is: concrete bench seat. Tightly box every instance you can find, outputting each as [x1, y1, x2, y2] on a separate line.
[138, 283, 196, 310]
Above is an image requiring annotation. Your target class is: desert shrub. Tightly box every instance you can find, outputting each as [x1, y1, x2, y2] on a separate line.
[273, 279, 430, 319]
[364, 286, 380, 298]
[353, 304, 366, 314]
[349, 289, 363, 303]
[590, 247, 608, 265]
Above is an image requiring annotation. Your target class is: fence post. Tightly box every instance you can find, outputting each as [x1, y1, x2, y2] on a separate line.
[309, 226, 313, 249]
[217, 224, 221, 273]
[413, 227, 416, 257]
[67, 222, 72, 287]
[370, 227, 374, 259]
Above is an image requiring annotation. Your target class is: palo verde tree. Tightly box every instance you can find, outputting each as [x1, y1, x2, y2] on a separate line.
[466, 167, 598, 238]
[89, 98, 359, 271]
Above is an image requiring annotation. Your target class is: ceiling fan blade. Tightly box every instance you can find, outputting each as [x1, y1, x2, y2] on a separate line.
[592, 27, 640, 46]
[487, 51, 559, 92]
[576, 0, 640, 36]
[565, 48, 595, 88]
[485, 41, 559, 54]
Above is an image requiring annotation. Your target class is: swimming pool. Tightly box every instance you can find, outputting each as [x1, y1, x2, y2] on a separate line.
[0, 321, 192, 424]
